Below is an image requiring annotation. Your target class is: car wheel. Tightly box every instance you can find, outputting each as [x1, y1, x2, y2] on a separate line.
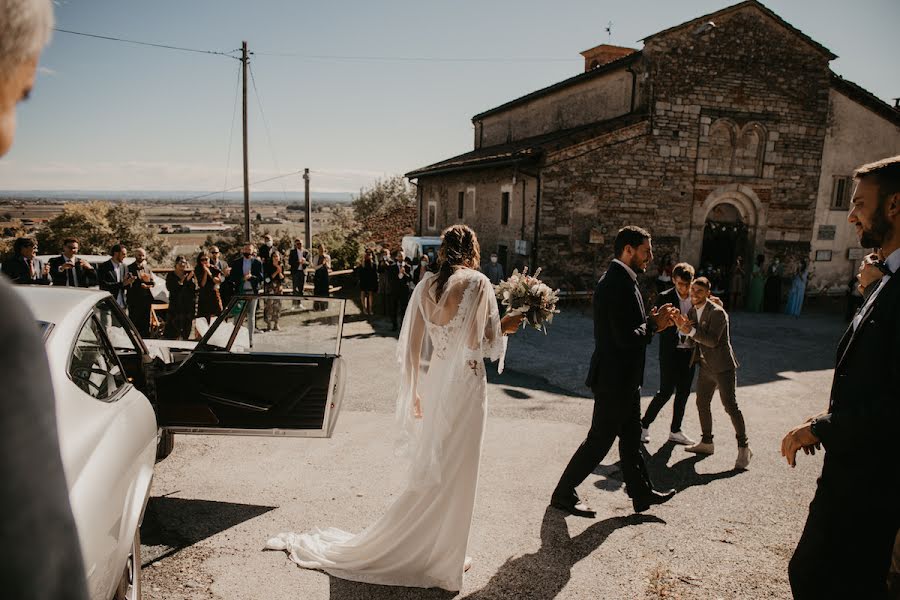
[155, 429, 175, 462]
[114, 528, 142, 600]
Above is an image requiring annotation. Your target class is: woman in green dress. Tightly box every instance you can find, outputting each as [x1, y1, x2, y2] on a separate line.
[746, 254, 765, 312]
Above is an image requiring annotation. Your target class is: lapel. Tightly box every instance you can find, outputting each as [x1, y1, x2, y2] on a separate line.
[837, 276, 895, 368]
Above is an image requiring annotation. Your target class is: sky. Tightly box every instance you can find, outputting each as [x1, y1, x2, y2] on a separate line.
[1, 0, 898, 195]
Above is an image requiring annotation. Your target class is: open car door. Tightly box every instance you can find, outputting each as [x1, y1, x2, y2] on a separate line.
[154, 295, 346, 437]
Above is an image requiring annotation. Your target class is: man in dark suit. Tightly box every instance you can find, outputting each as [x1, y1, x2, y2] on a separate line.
[227, 243, 264, 295]
[258, 234, 274, 264]
[641, 262, 698, 446]
[674, 277, 751, 470]
[126, 248, 155, 337]
[288, 238, 308, 296]
[782, 156, 900, 599]
[97, 243, 134, 308]
[2, 237, 51, 285]
[387, 249, 411, 331]
[48, 237, 95, 287]
[551, 226, 678, 517]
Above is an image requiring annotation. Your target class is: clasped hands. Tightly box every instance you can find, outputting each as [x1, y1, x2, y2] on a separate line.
[650, 304, 693, 333]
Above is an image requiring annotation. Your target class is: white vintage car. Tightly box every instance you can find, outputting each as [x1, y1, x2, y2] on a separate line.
[19, 286, 346, 600]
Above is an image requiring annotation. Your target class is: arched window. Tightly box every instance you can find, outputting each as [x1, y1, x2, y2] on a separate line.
[707, 120, 734, 175]
[734, 123, 765, 176]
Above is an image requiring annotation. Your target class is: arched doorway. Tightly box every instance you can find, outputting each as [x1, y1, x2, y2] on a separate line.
[699, 202, 749, 296]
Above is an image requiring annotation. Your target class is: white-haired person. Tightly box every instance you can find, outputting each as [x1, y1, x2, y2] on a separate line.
[0, 1, 90, 598]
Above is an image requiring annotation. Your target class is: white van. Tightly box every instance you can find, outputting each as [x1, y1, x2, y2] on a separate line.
[401, 236, 442, 262]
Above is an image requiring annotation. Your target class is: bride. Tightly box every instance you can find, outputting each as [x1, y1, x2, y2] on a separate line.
[266, 224, 523, 591]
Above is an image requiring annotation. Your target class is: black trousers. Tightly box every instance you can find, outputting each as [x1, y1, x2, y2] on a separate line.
[389, 291, 410, 329]
[128, 300, 152, 338]
[789, 458, 899, 599]
[554, 386, 652, 500]
[641, 349, 695, 432]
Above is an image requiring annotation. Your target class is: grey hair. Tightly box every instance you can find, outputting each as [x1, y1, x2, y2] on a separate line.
[0, 0, 54, 76]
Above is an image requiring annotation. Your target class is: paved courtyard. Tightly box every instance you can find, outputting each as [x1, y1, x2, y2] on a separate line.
[141, 303, 848, 599]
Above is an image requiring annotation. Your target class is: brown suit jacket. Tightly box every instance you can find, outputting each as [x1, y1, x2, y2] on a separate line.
[687, 300, 739, 373]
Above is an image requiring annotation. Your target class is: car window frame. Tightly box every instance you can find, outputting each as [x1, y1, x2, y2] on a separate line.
[66, 310, 132, 404]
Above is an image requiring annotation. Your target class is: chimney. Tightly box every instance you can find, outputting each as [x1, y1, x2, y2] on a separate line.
[893, 98, 899, 109]
[580, 44, 637, 72]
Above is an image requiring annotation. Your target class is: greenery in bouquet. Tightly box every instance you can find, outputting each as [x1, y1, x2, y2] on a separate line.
[494, 267, 560, 333]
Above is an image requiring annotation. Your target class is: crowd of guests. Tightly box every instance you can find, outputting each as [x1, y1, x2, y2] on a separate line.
[0, 233, 334, 340]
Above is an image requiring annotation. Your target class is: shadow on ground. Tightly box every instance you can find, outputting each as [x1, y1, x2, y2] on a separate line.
[140, 496, 276, 566]
[325, 507, 663, 600]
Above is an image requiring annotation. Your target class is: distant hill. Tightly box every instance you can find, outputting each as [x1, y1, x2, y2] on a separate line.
[0, 190, 354, 203]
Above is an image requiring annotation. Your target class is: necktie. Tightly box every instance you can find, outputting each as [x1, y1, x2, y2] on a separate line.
[67, 262, 75, 286]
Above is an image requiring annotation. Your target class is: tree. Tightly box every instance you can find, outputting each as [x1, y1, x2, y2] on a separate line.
[312, 206, 363, 271]
[36, 201, 171, 262]
[351, 175, 416, 223]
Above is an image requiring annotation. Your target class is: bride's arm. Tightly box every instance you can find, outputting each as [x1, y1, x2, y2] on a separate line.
[405, 302, 426, 416]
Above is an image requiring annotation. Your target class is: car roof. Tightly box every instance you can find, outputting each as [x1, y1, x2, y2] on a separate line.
[14, 286, 110, 325]
[37, 254, 135, 265]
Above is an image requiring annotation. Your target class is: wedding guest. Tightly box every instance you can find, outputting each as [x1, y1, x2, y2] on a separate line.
[2, 237, 50, 284]
[484, 252, 504, 285]
[387, 249, 411, 330]
[377, 247, 393, 316]
[258, 234, 274, 264]
[165, 255, 197, 340]
[195, 251, 222, 322]
[264, 249, 285, 330]
[746, 254, 765, 312]
[728, 256, 746, 310]
[552, 225, 678, 517]
[355, 250, 378, 316]
[210, 246, 229, 277]
[48, 237, 95, 287]
[0, 1, 90, 596]
[227, 243, 263, 295]
[313, 243, 331, 311]
[126, 248, 154, 337]
[763, 256, 783, 312]
[785, 259, 809, 317]
[783, 155, 900, 599]
[677, 276, 752, 470]
[288, 238, 308, 297]
[412, 253, 430, 286]
[97, 243, 134, 308]
[655, 254, 674, 293]
[641, 262, 697, 446]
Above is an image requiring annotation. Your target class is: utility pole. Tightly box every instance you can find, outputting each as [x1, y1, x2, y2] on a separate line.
[241, 41, 251, 243]
[303, 168, 311, 251]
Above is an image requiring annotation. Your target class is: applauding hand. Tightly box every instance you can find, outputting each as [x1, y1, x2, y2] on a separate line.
[651, 303, 678, 331]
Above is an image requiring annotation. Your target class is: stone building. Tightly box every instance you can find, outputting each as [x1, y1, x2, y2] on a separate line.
[405, 0, 900, 295]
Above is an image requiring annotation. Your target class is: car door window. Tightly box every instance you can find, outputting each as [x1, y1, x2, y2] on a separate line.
[69, 316, 127, 401]
[199, 296, 344, 355]
[93, 299, 139, 357]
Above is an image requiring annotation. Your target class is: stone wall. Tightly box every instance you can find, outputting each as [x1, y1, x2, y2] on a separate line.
[476, 67, 636, 148]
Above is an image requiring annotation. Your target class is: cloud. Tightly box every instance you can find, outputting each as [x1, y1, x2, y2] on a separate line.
[37, 66, 57, 76]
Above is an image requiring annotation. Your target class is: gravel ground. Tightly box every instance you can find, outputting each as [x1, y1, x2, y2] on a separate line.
[141, 304, 846, 599]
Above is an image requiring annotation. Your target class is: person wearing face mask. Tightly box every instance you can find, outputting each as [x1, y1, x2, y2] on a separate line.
[227, 243, 264, 295]
[412, 254, 430, 286]
[484, 252, 504, 285]
[126, 248, 155, 337]
[258, 234, 274, 265]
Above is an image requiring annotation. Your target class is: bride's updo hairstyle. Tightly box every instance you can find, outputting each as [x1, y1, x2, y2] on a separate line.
[435, 224, 481, 300]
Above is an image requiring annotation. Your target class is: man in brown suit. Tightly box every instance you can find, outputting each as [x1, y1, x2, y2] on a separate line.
[675, 276, 752, 470]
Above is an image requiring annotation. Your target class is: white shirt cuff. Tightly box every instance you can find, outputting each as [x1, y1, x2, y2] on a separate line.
[687, 327, 697, 338]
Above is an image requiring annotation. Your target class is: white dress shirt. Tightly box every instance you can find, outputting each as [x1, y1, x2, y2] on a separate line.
[686, 301, 707, 339]
[676, 291, 693, 348]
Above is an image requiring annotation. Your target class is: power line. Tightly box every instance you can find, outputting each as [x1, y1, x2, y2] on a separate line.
[248, 63, 288, 204]
[221, 60, 243, 202]
[53, 28, 239, 58]
[181, 170, 306, 203]
[252, 51, 573, 63]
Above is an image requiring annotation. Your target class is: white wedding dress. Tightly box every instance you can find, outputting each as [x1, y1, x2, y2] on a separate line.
[266, 268, 507, 591]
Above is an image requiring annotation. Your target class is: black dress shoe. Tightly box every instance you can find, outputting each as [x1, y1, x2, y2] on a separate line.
[550, 495, 597, 518]
[631, 488, 676, 513]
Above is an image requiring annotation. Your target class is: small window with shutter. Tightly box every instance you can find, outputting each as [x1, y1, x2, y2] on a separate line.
[457, 191, 464, 219]
[501, 191, 510, 225]
[830, 176, 854, 210]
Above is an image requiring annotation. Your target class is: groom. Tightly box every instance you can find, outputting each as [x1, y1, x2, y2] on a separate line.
[551, 226, 678, 517]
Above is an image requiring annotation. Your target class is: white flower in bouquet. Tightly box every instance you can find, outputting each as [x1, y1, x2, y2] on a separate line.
[494, 267, 560, 333]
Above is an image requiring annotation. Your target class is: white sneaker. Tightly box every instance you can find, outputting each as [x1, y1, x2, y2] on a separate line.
[735, 446, 753, 470]
[685, 441, 715, 455]
[668, 430, 696, 445]
[640, 427, 650, 443]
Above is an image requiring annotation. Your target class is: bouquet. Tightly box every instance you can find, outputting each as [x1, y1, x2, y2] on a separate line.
[494, 267, 560, 333]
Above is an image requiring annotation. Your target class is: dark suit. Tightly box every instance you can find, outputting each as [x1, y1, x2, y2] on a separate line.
[789, 262, 900, 599]
[226, 256, 263, 295]
[387, 261, 412, 330]
[288, 248, 308, 296]
[1, 256, 51, 285]
[555, 261, 656, 501]
[686, 300, 746, 446]
[126, 262, 155, 337]
[97, 259, 130, 307]
[47, 255, 95, 287]
[641, 287, 696, 433]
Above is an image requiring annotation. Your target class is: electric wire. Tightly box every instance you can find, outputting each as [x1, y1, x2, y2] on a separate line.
[252, 51, 573, 63]
[248, 63, 289, 204]
[221, 60, 243, 202]
[53, 28, 240, 58]
[180, 170, 306, 203]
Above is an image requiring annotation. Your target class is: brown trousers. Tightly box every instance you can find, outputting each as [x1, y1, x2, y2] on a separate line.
[694, 366, 748, 446]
